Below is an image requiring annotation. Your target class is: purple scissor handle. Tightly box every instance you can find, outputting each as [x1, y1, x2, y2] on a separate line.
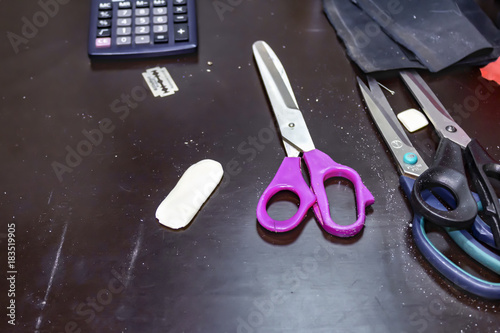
[253, 41, 374, 237]
[256, 149, 375, 236]
[305, 149, 375, 236]
[256, 156, 316, 232]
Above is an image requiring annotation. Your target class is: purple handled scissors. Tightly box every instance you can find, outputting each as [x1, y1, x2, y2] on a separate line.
[253, 41, 374, 237]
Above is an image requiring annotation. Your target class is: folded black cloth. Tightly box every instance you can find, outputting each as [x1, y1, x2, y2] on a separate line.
[323, 0, 500, 73]
[354, 0, 492, 72]
[323, 0, 425, 73]
[456, 0, 500, 66]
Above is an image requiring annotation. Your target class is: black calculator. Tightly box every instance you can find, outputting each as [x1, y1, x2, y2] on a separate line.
[88, 0, 197, 58]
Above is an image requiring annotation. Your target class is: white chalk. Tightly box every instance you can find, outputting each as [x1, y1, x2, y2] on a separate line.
[397, 108, 429, 133]
[155, 159, 223, 229]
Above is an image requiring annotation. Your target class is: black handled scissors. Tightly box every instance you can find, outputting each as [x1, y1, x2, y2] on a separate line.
[357, 75, 500, 299]
[400, 70, 500, 248]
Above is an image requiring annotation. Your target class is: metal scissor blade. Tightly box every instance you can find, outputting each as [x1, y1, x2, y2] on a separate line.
[253, 41, 315, 157]
[366, 77, 412, 148]
[400, 70, 471, 148]
[357, 77, 428, 178]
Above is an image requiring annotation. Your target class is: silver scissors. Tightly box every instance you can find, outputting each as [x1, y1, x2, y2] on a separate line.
[253, 41, 374, 237]
[400, 70, 500, 249]
[358, 74, 500, 299]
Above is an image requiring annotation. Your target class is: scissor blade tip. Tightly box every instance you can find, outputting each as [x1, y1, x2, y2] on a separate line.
[356, 77, 366, 87]
[356, 79, 370, 95]
[366, 76, 382, 92]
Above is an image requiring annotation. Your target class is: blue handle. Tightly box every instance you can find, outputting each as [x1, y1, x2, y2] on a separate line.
[465, 138, 500, 248]
[472, 219, 498, 249]
[441, 186, 500, 274]
[469, 190, 500, 250]
[400, 176, 500, 299]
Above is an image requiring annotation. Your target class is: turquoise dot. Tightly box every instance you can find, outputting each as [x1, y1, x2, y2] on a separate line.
[403, 153, 418, 165]
[477, 201, 483, 212]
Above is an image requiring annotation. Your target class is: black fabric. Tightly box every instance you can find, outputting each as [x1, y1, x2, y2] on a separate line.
[354, 0, 492, 72]
[323, 0, 499, 73]
[457, 0, 500, 66]
[322, 0, 425, 73]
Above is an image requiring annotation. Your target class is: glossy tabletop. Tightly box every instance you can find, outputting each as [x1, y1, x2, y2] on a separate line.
[1, 1, 500, 332]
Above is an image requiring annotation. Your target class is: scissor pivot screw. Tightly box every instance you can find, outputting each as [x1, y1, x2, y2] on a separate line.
[445, 125, 457, 133]
[289, 123, 295, 128]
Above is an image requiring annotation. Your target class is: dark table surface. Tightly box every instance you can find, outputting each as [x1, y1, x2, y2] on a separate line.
[1, 1, 500, 332]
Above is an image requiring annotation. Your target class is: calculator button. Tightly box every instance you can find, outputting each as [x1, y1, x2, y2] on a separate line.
[135, 0, 150, 8]
[97, 28, 111, 37]
[153, 16, 168, 24]
[154, 33, 168, 43]
[98, 11, 112, 19]
[118, 1, 132, 9]
[135, 25, 150, 34]
[135, 17, 150, 25]
[97, 19, 111, 28]
[153, 24, 168, 33]
[153, 0, 167, 6]
[174, 6, 187, 14]
[96, 37, 111, 48]
[174, 24, 189, 41]
[98, 2, 112, 10]
[117, 9, 132, 17]
[174, 15, 187, 23]
[135, 35, 150, 44]
[117, 18, 132, 26]
[135, 8, 149, 16]
[173, 0, 187, 4]
[117, 36, 132, 45]
[116, 27, 132, 35]
[153, 7, 167, 15]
